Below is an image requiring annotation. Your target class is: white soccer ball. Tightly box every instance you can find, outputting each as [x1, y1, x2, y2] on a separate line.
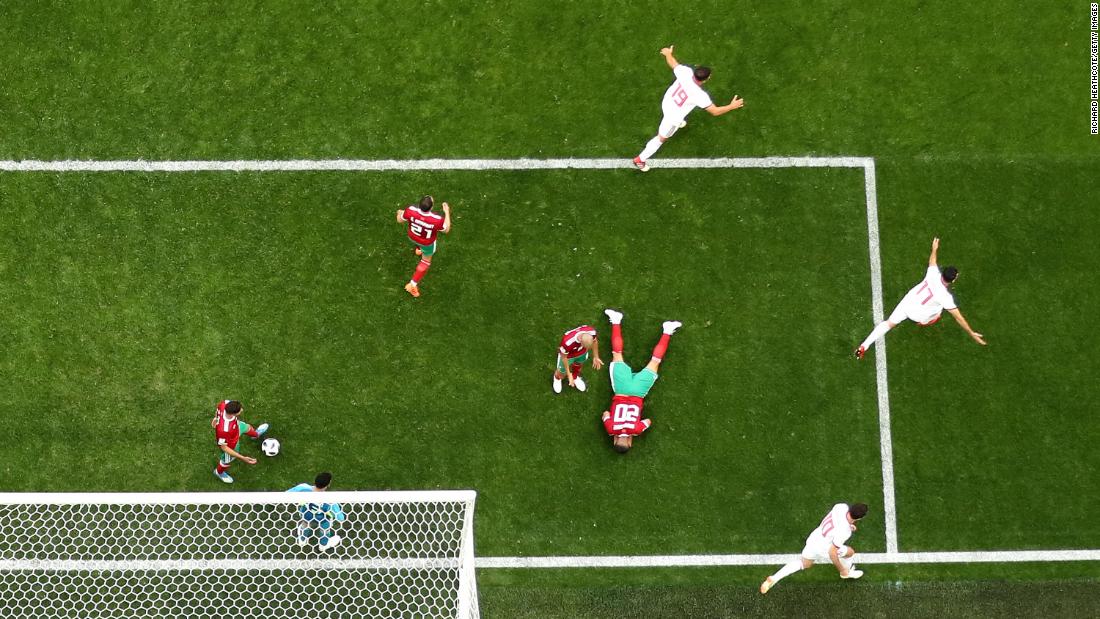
[261, 438, 280, 457]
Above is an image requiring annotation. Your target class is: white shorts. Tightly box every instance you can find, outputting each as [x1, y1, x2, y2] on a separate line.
[887, 301, 941, 326]
[658, 115, 686, 138]
[801, 540, 848, 564]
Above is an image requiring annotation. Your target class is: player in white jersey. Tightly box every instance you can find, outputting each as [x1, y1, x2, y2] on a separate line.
[632, 45, 745, 172]
[760, 502, 869, 594]
[856, 237, 987, 359]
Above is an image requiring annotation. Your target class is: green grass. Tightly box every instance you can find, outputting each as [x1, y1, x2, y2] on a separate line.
[1, 0, 1099, 615]
[0, 167, 883, 558]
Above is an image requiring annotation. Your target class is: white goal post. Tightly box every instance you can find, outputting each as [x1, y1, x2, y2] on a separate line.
[0, 491, 479, 619]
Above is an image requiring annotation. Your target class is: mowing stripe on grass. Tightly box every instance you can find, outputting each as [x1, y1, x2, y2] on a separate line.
[477, 550, 1100, 568]
[862, 159, 899, 554]
[0, 157, 872, 172]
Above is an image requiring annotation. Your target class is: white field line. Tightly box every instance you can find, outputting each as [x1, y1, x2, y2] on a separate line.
[477, 550, 1100, 568]
[862, 159, 899, 554]
[0, 156, 871, 173]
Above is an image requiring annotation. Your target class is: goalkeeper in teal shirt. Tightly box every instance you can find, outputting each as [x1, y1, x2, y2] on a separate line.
[287, 472, 346, 551]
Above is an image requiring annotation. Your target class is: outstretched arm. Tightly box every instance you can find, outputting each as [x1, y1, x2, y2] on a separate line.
[590, 338, 604, 371]
[221, 444, 256, 465]
[947, 308, 986, 345]
[396, 209, 406, 224]
[705, 96, 744, 116]
[660, 45, 678, 69]
[929, 237, 940, 267]
[441, 202, 452, 233]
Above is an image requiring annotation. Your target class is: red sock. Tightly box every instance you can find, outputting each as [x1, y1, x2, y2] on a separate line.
[245, 428, 259, 438]
[651, 334, 670, 360]
[612, 324, 623, 354]
[570, 364, 582, 379]
[412, 259, 431, 284]
[216, 463, 230, 474]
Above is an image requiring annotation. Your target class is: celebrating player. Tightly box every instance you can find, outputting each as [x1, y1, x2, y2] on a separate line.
[211, 400, 269, 484]
[856, 237, 986, 359]
[287, 471, 346, 551]
[396, 195, 452, 298]
[760, 502, 869, 594]
[633, 45, 744, 172]
[600, 309, 681, 453]
[553, 324, 604, 393]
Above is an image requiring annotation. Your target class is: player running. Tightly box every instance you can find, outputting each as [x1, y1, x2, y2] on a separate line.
[600, 309, 681, 453]
[553, 324, 604, 393]
[287, 471, 346, 551]
[633, 45, 744, 172]
[856, 237, 986, 359]
[396, 195, 452, 298]
[211, 400, 269, 484]
[760, 502, 869, 594]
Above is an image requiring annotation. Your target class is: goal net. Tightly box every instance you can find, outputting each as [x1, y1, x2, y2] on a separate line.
[0, 491, 479, 619]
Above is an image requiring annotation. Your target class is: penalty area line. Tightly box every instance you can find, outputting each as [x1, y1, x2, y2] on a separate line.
[477, 549, 1100, 569]
[0, 156, 873, 173]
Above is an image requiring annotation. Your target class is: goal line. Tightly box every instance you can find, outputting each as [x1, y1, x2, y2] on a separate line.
[477, 549, 1100, 568]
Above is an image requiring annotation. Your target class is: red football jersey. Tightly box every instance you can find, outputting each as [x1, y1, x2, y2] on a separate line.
[559, 325, 596, 359]
[402, 206, 446, 245]
[214, 400, 240, 448]
[603, 394, 650, 436]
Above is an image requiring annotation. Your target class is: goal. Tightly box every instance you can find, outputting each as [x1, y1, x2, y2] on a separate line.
[0, 490, 479, 618]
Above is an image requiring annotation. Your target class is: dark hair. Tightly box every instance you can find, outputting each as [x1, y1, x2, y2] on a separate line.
[224, 401, 242, 415]
[942, 266, 958, 283]
[315, 472, 333, 489]
[849, 503, 869, 520]
[693, 66, 712, 82]
[418, 195, 434, 212]
[613, 442, 630, 454]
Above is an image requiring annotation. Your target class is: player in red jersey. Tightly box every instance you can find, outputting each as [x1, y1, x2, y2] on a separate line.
[600, 309, 681, 453]
[396, 195, 452, 298]
[211, 400, 269, 484]
[553, 325, 603, 394]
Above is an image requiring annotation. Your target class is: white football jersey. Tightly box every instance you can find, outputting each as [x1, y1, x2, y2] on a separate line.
[899, 266, 957, 324]
[805, 503, 854, 552]
[661, 64, 714, 124]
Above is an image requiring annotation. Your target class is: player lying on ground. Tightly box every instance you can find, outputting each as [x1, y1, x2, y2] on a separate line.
[633, 45, 744, 172]
[600, 309, 681, 453]
[211, 400, 269, 484]
[287, 471, 346, 551]
[856, 237, 986, 359]
[553, 324, 604, 393]
[760, 502, 869, 594]
[396, 195, 452, 298]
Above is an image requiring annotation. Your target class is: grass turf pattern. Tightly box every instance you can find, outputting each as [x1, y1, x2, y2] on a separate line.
[1, 0, 1098, 614]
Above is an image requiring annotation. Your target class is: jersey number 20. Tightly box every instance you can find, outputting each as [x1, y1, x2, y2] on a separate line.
[612, 403, 640, 430]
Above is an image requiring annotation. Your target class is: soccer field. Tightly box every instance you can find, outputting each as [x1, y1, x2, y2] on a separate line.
[2, 1, 1100, 616]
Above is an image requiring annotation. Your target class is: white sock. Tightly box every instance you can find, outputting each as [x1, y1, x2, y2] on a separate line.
[408, 280, 417, 287]
[840, 556, 854, 571]
[771, 559, 803, 582]
[860, 322, 892, 351]
[638, 136, 663, 160]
